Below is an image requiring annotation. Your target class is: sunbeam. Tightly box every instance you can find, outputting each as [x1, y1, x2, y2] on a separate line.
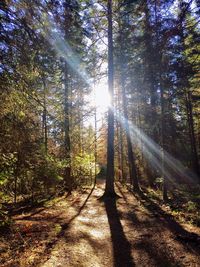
[41, 13, 91, 85]
[38, 10, 199, 188]
[115, 111, 199, 185]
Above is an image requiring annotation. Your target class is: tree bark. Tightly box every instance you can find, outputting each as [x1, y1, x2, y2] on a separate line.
[94, 104, 97, 185]
[160, 76, 168, 201]
[120, 71, 140, 191]
[144, 0, 158, 186]
[42, 77, 48, 154]
[185, 91, 199, 178]
[63, 61, 72, 191]
[105, 0, 116, 196]
[118, 7, 140, 192]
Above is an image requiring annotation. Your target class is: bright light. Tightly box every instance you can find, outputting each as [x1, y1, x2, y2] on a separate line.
[84, 80, 110, 127]
[115, 112, 199, 185]
[94, 81, 111, 111]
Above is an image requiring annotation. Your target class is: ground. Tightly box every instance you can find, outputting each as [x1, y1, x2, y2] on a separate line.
[0, 181, 200, 267]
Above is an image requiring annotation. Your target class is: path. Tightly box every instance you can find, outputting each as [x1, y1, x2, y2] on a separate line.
[1, 182, 200, 267]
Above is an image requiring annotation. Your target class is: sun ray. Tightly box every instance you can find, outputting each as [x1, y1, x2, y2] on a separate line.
[41, 13, 91, 85]
[115, 110, 199, 185]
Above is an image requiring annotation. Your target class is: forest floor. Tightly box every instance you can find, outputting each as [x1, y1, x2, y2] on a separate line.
[1, 180, 200, 267]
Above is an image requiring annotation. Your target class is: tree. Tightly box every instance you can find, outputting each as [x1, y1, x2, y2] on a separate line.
[104, 0, 116, 197]
[117, 0, 140, 191]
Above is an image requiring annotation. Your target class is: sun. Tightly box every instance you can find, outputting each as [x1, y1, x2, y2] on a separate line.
[94, 81, 111, 111]
[84, 80, 111, 126]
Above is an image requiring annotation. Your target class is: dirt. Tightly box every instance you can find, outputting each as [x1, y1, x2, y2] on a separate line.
[1, 181, 200, 267]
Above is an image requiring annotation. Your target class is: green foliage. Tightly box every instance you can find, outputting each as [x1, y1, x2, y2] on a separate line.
[72, 153, 97, 178]
[0, 153, 17, 185]
[34, 155, 63, 189]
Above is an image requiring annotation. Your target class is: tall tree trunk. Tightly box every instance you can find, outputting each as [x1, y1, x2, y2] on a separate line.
[42, 77, 48, 154]
[105, 0, 116, 196]
[14, 154, 19, 204]
[94, 104, 97, 185]
[116, 86, 123, 181]
[155, 1, 168, 200]
[118, 9, 140, 191]
[160, 77, 168, 201]
[177, 0, 199, 178]
[120, 71, 139, 191]
[78, 94, 83, 155]
[119, 124, 126, 182]
[185, 91, 199, 178]
[116, 118, 120, 180]
[14, 172, 17, 204]
[63, 61, 71, 191]
[144, 0, 158, 186]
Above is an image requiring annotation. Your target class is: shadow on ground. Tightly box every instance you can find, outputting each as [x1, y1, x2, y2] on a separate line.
[136, 189, 200, 251]
[103, 196, 135, 267]
[2, 183, 200, 267]
[116, 183, 200, 266]
[32, 183, 200, 266]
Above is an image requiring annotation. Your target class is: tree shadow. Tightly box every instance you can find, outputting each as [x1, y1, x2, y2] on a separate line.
[2, 185, 97, 267]
[5, 198, 51, 216]
[13, 207, 47, 221]
[104, 197, 135, 267]
[60, 184, 96, 232]
[134, 189, 200, 254]
[34, 184, 96, 264]
[9, 192, 73, 222]
[115, 183, 140, 223]
[115, 183, 200, 266]
[134, 238, 182, 267]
